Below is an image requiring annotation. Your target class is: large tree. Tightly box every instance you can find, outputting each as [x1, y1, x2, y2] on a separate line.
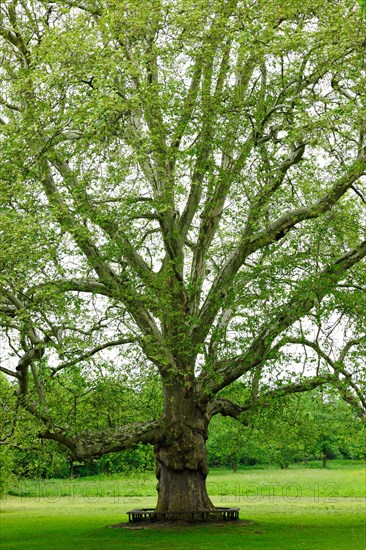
[0, 0, 365, 515]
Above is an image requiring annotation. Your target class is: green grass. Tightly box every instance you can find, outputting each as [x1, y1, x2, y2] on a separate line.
[8, 460, 365, 500]
[1, 463, 365, 549]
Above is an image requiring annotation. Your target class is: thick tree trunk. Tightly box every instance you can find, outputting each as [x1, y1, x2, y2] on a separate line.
[154, 383, 215, 517]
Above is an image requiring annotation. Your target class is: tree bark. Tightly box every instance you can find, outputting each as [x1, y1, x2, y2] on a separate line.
[154, 383, 215, 517]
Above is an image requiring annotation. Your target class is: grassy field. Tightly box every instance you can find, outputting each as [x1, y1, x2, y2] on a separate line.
[1, 462, 365, 549]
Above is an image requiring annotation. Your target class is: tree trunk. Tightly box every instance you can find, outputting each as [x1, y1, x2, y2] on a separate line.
[322, 453, 327, 469]
[154, 383, 215, 517]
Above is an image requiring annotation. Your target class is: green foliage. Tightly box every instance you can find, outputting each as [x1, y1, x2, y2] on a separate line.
[97, 444, 155, 475]
[207, 389, 365, 469]
[0, 369, 160, 481]
[0, 447, 16, 499]
[0, 374, 17, 496]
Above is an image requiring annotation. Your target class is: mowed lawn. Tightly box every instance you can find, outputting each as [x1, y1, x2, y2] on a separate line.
[1, 464, 365, 550]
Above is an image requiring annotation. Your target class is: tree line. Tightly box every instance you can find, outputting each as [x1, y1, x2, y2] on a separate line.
[1, 373, 364, 494]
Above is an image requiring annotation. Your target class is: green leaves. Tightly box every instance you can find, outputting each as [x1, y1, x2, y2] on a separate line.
[207, 390, 365, 468]
[359, 0, 366, 18]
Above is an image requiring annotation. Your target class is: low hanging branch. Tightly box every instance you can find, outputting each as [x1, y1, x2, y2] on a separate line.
[39, 419, 166, 460]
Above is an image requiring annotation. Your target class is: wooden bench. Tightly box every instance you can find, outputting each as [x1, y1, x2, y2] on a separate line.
[127, 507, 240, 523]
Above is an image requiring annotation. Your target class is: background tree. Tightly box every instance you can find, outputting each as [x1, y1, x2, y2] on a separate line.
[0, 373, 17, 496]
[360, 0, 366, 17]
[305, 390, 366, 467]
[0, 0, 365, 516]
[207, 389, 366, 469]
[0, 367, 161, 479]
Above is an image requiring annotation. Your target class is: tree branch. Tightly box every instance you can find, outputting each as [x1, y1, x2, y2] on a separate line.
[0, 366, 19, 378]
[40, 0, 101, 16]
[194, 151, 366, 344]
[197, 239, 366, 396]
[51, 337, 139, 375]
[39, 163, 167, 360]
[51, 159, 160, 293]
[207, 374, 337, 421]
[279, 336, 366, 416]
[28, 278, 114, 298]
[0, 24, 30, 67]
[39, 419, 165, 459]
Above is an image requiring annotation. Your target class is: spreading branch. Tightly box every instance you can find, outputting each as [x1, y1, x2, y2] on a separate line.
[198, 239, 366, 396]
[39, 419, 165, 459]
[194, 152, 366, 344]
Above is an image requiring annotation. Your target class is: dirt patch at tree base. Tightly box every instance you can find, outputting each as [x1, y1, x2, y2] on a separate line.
[108, 519, 253, 530]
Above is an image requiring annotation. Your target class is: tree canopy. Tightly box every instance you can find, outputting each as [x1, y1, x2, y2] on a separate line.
[0, 0, 365, 514]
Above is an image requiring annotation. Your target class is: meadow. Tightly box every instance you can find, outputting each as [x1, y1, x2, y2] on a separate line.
[1, 462, 365, 549]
